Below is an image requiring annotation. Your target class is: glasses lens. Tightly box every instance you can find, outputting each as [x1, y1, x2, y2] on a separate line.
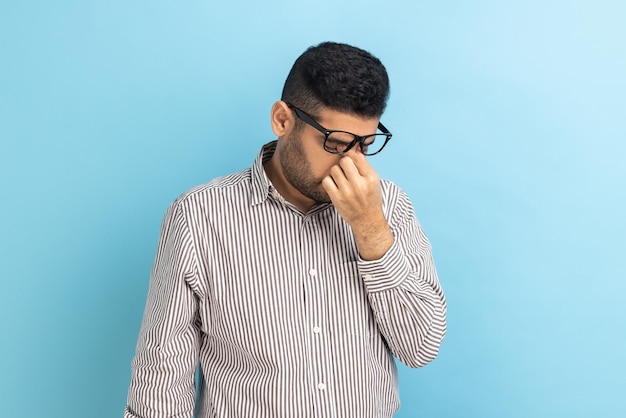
[360, 134, 389, 155]
[324, 132, 354, 154]
[324, 133, 390, 155]
[324, 132, 387, 155]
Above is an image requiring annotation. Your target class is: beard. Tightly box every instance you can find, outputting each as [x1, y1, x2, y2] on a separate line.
[278, 130, 331, 204]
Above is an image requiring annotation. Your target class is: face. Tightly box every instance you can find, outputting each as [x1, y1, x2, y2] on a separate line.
[277, 107, 380, 205]
[279, 126, 330, 203]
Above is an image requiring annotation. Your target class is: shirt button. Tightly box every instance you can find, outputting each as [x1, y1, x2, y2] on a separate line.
[313, 326, 321, 334]
[317, 383, 326, 390]
[363, 274, 373, 281]
[309, 268, 317, 277]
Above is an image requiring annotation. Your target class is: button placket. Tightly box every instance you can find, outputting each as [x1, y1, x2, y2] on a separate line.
[299, 215, 334, 416]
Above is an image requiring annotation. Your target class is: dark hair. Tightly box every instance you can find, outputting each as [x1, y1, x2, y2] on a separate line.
[281, 42, 389, 119]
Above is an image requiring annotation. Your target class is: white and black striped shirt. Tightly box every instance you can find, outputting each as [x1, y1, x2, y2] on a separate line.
[124, 141, 446, 418]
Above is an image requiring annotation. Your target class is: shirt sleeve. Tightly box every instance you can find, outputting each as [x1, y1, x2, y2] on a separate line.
[358, 184, 447, 368]
[124, 201, 202, 418]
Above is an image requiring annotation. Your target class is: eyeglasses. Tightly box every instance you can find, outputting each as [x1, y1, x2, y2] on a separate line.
[285, 102, 392, 156]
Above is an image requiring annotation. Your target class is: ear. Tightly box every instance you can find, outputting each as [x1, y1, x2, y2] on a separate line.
[270, 101, 294, 137]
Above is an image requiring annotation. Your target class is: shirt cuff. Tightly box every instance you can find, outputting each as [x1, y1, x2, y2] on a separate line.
[357, 239, 411, 293]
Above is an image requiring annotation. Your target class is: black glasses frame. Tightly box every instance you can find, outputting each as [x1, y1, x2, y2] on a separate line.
[285, 102, 392, 156]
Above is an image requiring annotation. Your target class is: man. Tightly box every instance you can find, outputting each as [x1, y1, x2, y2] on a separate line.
[124, 41, 446, 418]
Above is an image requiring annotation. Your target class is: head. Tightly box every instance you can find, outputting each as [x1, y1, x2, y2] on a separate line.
[268, 42, 390, 210]
[281, 41, 390, 119]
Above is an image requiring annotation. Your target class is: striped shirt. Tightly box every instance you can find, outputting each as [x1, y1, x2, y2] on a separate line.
[124, 141, 446, 418]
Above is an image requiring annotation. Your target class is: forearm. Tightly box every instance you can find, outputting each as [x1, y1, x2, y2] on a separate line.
[126, 322, 200, 417]
[359, 235, 447, 368]
[352, 211, 395, 261]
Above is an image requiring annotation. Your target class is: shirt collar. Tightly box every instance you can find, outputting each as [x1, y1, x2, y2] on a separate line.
[250, 140, 278, 206]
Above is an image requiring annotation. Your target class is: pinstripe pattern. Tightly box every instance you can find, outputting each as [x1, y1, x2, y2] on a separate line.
[124, 141, 446, 418]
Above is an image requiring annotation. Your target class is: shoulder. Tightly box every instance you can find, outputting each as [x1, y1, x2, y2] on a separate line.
[171, 168, 253, 211]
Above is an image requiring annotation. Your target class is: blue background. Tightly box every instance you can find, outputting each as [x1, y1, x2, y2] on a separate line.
[1, 1, 624, 417]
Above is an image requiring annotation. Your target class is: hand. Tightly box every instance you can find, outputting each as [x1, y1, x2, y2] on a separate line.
[322, 153, 382, 225]
[322, 153, 394, 260]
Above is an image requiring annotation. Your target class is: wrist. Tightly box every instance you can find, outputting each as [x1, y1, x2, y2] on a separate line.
[353, 219, 394, 261]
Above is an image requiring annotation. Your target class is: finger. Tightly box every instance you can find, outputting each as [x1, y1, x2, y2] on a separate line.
[321, 175, 339, 200]
[327, 164, 350, 188]
[348, 151, 374, 176]
[339, 155, 379, 192]
[338, 157, 361, 182]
